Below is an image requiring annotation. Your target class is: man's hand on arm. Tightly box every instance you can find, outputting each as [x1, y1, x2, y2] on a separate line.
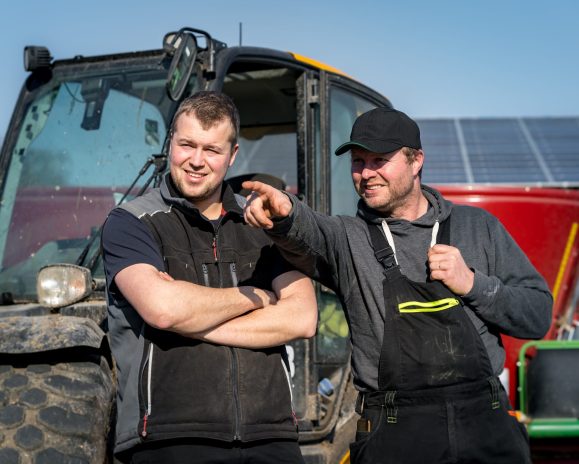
[114, 263, 276, 336]
[242, 180, 293, 229]
[197, 270, 318, 348]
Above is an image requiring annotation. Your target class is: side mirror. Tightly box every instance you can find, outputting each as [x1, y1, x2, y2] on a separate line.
[166, 33, 198, 101]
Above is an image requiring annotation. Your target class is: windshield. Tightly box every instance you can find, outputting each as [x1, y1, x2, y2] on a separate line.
[0, 61, 182, 302]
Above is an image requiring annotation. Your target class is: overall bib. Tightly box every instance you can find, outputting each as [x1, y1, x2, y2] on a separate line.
[349, 218, 530, 464]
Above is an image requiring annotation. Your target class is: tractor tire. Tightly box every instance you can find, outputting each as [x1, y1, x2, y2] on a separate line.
[0, 351, 115, 464]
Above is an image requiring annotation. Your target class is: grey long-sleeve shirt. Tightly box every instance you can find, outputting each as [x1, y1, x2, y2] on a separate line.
[267, 185, 553, 392]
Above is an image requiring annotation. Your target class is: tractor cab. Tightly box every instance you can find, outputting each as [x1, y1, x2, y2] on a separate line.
[0, 27, 391, 463]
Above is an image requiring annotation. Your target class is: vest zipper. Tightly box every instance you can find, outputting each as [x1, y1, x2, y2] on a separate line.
[212, 236, 218, 261]
[231, 347, 242, 440]
[211, 221, 241, 440]
[213, 220, 240, 438]
[141, 343, 154, 437]
[212, 231, 224, 287]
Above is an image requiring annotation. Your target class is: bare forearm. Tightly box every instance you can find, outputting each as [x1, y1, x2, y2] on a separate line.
[114, 264, 272, 335]
[197, 296, 316, 348]
[196, 271, 318, 348]
[156, 281, 271, 336]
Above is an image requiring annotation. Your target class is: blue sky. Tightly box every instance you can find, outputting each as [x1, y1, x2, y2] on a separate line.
[1, 0, 578, 138]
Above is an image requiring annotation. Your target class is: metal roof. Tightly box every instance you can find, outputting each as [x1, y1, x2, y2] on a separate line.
[417, 117, 579, 187]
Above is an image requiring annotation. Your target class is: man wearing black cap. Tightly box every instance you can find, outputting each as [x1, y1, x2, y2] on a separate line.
[242, 107, 552, 463]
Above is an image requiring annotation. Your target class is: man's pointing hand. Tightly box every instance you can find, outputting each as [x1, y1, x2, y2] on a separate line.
[242, 180, 293, 229]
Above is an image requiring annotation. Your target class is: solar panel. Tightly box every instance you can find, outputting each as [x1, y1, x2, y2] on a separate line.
[419, 119, 469, 184]
[417, 117, 579, 186]
[524, 118, 579, 183]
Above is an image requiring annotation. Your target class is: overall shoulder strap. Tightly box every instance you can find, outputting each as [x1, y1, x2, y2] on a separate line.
[367, 222, 397, 271]
[436, 214, 452, 245]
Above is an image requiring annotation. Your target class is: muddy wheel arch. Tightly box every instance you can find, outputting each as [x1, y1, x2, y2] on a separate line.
[0, 315, 116, 463]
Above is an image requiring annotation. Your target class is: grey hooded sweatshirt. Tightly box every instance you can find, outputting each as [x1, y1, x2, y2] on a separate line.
[267, 185, 552, 392]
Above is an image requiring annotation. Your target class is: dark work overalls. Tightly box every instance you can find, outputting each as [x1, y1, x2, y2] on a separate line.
[350, 217, 531, 464]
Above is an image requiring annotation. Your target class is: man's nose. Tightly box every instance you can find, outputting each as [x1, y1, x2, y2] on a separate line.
[189, 148, 205, 167]
[361, 165, 375, 179]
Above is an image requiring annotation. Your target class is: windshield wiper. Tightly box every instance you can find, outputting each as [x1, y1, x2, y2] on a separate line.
[114, 153, 168, 207]
[76, 153, 167, 269]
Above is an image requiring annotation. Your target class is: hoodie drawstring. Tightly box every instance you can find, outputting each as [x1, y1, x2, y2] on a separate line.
[380, 219, 440, 264]
[430, 221, 440, 248]
[380, 220, 398, 265]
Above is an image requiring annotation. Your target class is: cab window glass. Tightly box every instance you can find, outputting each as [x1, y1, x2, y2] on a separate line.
[314, 86, 377, 386]
[224, 66, 300, 195]
[0, 72, 172, 298]
[330, 87, 376, 216]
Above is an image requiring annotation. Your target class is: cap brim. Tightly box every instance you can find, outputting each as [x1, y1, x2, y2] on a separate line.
[334, 141, 373, 156]
[334, 140, 405, 156]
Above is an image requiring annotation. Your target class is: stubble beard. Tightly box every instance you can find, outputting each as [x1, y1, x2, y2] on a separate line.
[173, 169, 221, 207]
[361, 176, 415, 216]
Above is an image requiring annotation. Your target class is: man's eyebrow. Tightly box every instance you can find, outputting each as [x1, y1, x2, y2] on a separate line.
[175, 135, 195, 144]
[203, 143, 224, 151]
[176, 136, 219, 146]
[176, 137, 225, 151]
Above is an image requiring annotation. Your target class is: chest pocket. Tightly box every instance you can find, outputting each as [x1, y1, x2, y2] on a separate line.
[218, 247, 276, 291]
[162, 244, 208, 284]
[146, 211, 281, 290]
[161, 243, 275, 291]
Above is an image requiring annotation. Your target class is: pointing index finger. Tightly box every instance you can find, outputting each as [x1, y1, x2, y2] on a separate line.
[242, 180, 270, 196]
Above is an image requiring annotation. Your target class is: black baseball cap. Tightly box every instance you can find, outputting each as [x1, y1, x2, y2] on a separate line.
[334, 107, 422, 156]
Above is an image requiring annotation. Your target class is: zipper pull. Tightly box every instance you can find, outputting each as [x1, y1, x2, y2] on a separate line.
[201, 263, 210, 287]
[212, 236, 217, 261]
[141, 413, 148, 437]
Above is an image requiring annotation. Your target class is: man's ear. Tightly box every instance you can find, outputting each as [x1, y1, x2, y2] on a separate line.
[229, 143, 240, 167]
[413, 149, 425, 176]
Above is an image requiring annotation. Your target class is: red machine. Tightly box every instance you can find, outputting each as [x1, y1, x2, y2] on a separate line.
[439, 185, 579, 462]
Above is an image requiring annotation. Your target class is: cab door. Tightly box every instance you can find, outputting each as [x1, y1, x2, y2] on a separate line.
[301, 74, 391, 462]
[210, 55, 323, 427]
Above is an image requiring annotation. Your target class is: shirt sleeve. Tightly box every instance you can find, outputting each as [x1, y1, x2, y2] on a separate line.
[101, 208, 164, 292]
[268, 244, 297, 282]
[460, 209, 553, 339]
[268, 193, 349, 292]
